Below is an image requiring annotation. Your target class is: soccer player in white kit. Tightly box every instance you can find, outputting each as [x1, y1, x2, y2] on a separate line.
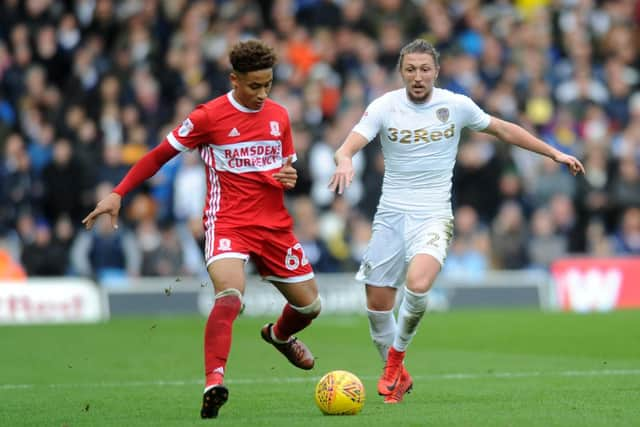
[329, 39, 584, 404]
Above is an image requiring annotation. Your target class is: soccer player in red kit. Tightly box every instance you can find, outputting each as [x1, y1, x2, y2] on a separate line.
[82, 40, 321, 419]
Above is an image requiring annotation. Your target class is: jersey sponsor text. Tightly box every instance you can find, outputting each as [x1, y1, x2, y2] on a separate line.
[387, 124, 455, 144]
[214, 140, 283, 173]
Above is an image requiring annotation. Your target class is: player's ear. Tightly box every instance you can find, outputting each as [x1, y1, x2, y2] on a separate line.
[229, 72, 238, 89]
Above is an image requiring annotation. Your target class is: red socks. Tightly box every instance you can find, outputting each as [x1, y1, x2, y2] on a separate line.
[204, 294, 242, 382]
[272, 303, 315, 342]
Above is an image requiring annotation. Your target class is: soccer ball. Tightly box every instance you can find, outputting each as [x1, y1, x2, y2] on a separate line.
[314, 370, 365, 415]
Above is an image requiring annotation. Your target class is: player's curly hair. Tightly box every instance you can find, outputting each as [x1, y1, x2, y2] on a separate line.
[229, 39, 277, 73]
[397, 39, 440, 69]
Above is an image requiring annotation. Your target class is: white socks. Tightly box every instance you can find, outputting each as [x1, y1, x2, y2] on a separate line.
[393, 287, 428, 352]
[366, 308, 396, 362]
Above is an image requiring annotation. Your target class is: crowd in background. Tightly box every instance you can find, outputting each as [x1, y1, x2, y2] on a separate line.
[1, 0, 639, 285]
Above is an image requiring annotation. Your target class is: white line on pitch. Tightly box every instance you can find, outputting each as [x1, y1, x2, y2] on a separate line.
[1, 369, 639, 390]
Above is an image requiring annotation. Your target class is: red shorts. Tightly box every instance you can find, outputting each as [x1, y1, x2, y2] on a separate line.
[205, 226, 314, 283]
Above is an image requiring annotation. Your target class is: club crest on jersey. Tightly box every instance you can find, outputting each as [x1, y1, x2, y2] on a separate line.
[269, 121, 281, 137]
[217, 238, 231, 251]
[436, 107, 449, 123]
[178, 118, 194, 137]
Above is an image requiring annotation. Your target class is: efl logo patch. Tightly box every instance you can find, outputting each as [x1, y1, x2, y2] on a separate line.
[436, 107, 449, 123]
[178, 118, 194, 137]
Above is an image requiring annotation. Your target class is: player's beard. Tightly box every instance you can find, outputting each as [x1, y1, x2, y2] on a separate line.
[406, 85, 432, 104]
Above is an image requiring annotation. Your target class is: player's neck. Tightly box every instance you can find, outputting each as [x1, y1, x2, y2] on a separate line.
[228, 90, 262, 112]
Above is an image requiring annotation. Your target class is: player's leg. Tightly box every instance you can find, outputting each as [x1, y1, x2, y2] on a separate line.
[200, 258, 246, 418]
[382, 255, 439, 404]
[256, 229, 318, 369]
[394, 254, 440, 351]
[384, 217, 451, 404]
[261, 278, 320, 370]
[394, 216, 451, 353]
[356, 210, 406, 396]
[365, 285, 397, 362]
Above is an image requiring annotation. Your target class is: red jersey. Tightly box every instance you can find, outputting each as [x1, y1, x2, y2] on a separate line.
[166, 92, 296, 231]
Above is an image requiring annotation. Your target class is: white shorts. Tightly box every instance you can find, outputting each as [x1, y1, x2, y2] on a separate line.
[355, 210, 453, 288]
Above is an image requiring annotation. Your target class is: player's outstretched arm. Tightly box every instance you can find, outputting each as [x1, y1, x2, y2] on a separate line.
[329, 131, 369, 194]
[82, 140, 180, 230]
[483, 117, 585, 176]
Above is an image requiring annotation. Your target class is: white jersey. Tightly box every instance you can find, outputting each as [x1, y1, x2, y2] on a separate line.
[353, 87, 491, 216]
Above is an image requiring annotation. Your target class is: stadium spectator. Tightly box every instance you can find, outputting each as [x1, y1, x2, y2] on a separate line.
[0, 0, 637, 282]
[610, 153, 640, 214]
[527, 207, 568, 270]
[136, 219, 185, 277]
[41, 138, 84, 224]
[20, 219, 67, 276]
[442, 205, 490, 278]
[491, 200, 530, 269]
[328, 39, 584, 405]
[585, 219, 614, 257]
[309, 120, 365, 209]
[611, 206, 640, 255]
[575, 144, 614, 228]
[81, 40, 321, 419]
[71, 183, 141, 283]
[452, 135, 503, 222]
[531, 156, 577, 207]
[291, 195, 340, 272]
[549, 193, 585, 253]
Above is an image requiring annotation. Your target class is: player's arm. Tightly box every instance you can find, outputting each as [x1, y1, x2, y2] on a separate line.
[273, 156, 296, 189]
[82, 140, 179, 229]
[482, 116, 585, 176]
[272, 115, 297, 190]
[329, 131, 369, 195]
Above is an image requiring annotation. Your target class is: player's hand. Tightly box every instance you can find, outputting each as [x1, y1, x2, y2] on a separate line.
[82, 192, 122, 230]
[554, 152, 585, 176]
[273, 156, 297, 189]
[328, 156, 354, 195]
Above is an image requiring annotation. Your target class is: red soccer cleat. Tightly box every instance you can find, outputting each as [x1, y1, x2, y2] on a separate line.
[260, 323, 315, 370]
[377, 347, 405, 395]
[384, 366, 413, 404]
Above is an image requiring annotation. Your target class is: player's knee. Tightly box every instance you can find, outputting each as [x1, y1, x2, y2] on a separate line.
[291, 296, 321, 318]
[403, 287, 428, 313]
[215, 288, 243, 302]
[406, 274, 436, 293]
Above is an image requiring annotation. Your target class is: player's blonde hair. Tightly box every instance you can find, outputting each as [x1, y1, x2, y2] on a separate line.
[397, 39, 440, 69]
[229, 39, 277, 73]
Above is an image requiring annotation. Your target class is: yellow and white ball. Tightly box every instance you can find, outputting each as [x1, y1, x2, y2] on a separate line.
[314, 370, 365, 415]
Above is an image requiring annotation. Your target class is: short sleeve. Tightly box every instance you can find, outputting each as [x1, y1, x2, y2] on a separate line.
[166, 105, 210, 151]
[456, 94, 491, 131]
[352, 96, 386, 142]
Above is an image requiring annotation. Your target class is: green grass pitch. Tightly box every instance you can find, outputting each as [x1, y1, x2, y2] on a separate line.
[1, 309, 639, 426]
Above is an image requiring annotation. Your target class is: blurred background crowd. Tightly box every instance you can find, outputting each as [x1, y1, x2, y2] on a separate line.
[0, 0, 639, 285]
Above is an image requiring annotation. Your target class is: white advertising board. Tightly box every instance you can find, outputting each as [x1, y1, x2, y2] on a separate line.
[0, 279, 109, 324]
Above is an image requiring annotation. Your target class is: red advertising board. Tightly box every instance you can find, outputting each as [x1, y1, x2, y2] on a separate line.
[551, 258, 640, 312]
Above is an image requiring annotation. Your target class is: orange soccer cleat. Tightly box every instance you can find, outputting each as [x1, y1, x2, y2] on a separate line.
[260, 323, 315, 370]
[384, 366, 413, 404]
[377, 347, 406, 395]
